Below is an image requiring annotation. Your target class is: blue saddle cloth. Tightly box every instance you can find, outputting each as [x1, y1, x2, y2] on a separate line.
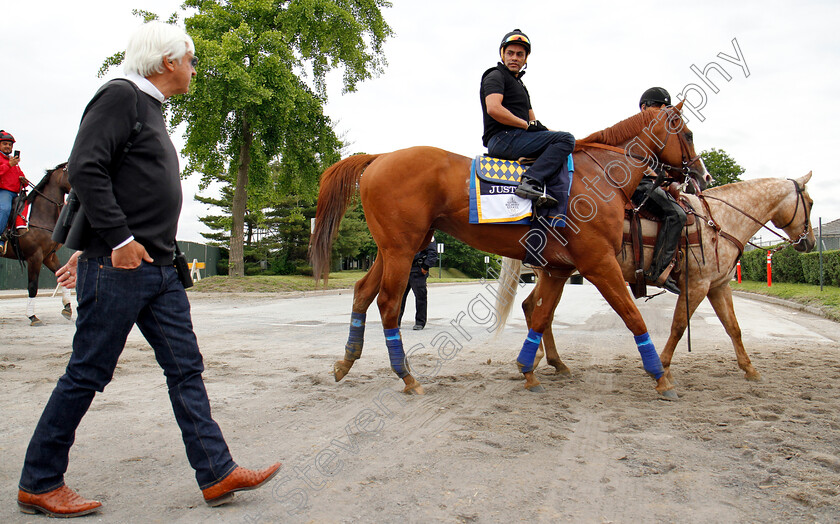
[468, 155, 574, 227]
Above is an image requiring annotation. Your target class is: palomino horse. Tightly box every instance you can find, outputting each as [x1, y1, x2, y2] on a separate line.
[494, 173, 816, 388]
[311, 103, 707, 399]
[2, 163, 73, 325]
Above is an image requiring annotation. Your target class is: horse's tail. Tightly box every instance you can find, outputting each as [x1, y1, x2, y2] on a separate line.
[310, 154, 381, 285]
[494, 257, 522, 337]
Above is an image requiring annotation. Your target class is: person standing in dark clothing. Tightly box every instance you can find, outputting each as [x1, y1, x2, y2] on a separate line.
[480, 29, 575, 208]
[17, 21, 280, 518]
[400, 239, 438, 330]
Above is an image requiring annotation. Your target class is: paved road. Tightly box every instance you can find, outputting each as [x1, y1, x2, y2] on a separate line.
[2, 279, 838, 352]
[2, 281, 839, 523]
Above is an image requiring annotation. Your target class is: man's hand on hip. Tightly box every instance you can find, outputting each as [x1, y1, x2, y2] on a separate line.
[112, 240, 154, 269]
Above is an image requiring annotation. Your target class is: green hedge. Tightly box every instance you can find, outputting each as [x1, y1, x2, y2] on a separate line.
[741, 246, 840, 286]
[802, 250, 840, 286]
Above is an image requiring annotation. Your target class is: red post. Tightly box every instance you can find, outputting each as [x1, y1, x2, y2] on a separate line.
[766, 252, 772, 287]
[736, 261, 742, 283]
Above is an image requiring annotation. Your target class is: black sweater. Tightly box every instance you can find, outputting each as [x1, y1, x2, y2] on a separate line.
[68, 80, 182, 265]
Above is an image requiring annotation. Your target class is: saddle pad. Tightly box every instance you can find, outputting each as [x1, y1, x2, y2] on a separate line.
[621, 216, 702, 247]
[15, 201, 31, 229]
[474, 155, 527, 185]
[469, 157, 532, 224]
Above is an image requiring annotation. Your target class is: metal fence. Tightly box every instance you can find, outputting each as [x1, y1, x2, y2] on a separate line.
[745, 235, 840, 252]
[818, 237, 840, 251]
[0, 241, 222, 291]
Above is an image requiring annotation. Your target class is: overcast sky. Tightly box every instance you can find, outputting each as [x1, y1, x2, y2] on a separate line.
[4, 0, 839, 243]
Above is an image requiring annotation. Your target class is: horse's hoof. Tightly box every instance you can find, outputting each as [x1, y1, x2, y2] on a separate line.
[29, 316, 44, 327]
[525, 384, 546, 393]
[659, 389, 679, 401]
[554, 366, 572, 377]
[403, 382, 425, 395]
[402, 376, 424, 395]
[745, 372, 762, 382]
[334, 360, 352, 382]
[61, 309, 73, 321]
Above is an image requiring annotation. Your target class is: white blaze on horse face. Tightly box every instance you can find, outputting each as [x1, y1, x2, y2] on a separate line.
[700, 157, 713, 186]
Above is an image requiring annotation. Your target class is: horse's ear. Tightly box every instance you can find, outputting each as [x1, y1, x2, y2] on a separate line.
[797, 171, 812, 186]
[674, 100, 685, 111]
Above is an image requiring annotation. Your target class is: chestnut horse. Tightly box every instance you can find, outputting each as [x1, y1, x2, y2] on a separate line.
[2, 163, 72, 325]
[310, 103, 706, 399]
[494, 173, 816, 388]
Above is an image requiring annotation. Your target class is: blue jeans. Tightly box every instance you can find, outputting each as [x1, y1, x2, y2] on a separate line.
[0, 188, 14, 232]
[487, 128, 575, 184]
[19, 258, 236, 494]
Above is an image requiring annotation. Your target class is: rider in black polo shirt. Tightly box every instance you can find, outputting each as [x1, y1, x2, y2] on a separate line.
[480, 29, 575, 208]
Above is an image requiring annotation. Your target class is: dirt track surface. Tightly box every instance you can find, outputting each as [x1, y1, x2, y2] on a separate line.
[1, 282, 839, 523]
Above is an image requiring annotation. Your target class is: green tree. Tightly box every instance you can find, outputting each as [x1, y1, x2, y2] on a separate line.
[104, 2, 393, 277]
[333, 203, 373, 264]
[701, 148, 745, 188]
[261, 194, 316, 274]
[434, 232, 494, 278]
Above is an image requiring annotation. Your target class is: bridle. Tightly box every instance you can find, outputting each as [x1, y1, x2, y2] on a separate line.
[21, 165, 68, 209]
[15, 165, 69, 234]
[700, 179, 812, 253]
[576, 107, 705, 197]
[657, 107, 703, 182]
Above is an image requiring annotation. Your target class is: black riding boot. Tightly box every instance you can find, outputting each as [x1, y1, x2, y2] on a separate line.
[646, 214, 684, 294]
[515, 177, 558, 208]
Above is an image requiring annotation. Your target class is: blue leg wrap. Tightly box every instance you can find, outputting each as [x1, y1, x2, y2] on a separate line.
[634, 332, 664, 379]
[384, 328, 410, 379]
[516, 329, 543, 374]
[344, 312, 366, 361]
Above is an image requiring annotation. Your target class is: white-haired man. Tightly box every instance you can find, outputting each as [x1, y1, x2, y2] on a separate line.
[17, 21, 280, 518]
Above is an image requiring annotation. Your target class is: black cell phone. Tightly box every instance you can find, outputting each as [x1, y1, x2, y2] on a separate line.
[13, 150, 20, 158]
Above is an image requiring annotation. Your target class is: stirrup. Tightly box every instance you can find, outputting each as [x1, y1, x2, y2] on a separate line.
[649, 260, 676, 286]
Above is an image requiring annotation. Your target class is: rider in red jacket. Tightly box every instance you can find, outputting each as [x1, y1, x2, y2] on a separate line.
[0, 130, 29, 253]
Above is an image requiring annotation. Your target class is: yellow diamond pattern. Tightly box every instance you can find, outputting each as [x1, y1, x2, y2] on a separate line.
[477, 156, 525, 183]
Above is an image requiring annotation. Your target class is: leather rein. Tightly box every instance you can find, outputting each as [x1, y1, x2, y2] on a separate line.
[15, 165, 68, 234]
[693, 179, 811, 269]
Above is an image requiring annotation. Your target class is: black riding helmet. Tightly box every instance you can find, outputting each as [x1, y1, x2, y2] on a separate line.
[500, 29, 531, 57]
[639, 87, 671, 109]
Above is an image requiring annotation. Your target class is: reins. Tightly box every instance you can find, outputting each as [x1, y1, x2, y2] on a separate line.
[700, 179, 811, 254]
[575, 107, 705, 198]
[21, 173, 66, 209]
[13, 166, 68, 235]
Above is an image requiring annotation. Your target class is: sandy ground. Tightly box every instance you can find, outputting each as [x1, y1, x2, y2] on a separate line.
[1, 281, 839, 524]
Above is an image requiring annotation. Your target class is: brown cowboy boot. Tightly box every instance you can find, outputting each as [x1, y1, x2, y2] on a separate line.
[18, 486, 102, 517]
[202, 463, 282, 507]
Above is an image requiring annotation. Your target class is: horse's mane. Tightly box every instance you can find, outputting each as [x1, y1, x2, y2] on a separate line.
[24, 162, 67, 204]
[704, 178, 779, 196]
[576, 109, 659, 146]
